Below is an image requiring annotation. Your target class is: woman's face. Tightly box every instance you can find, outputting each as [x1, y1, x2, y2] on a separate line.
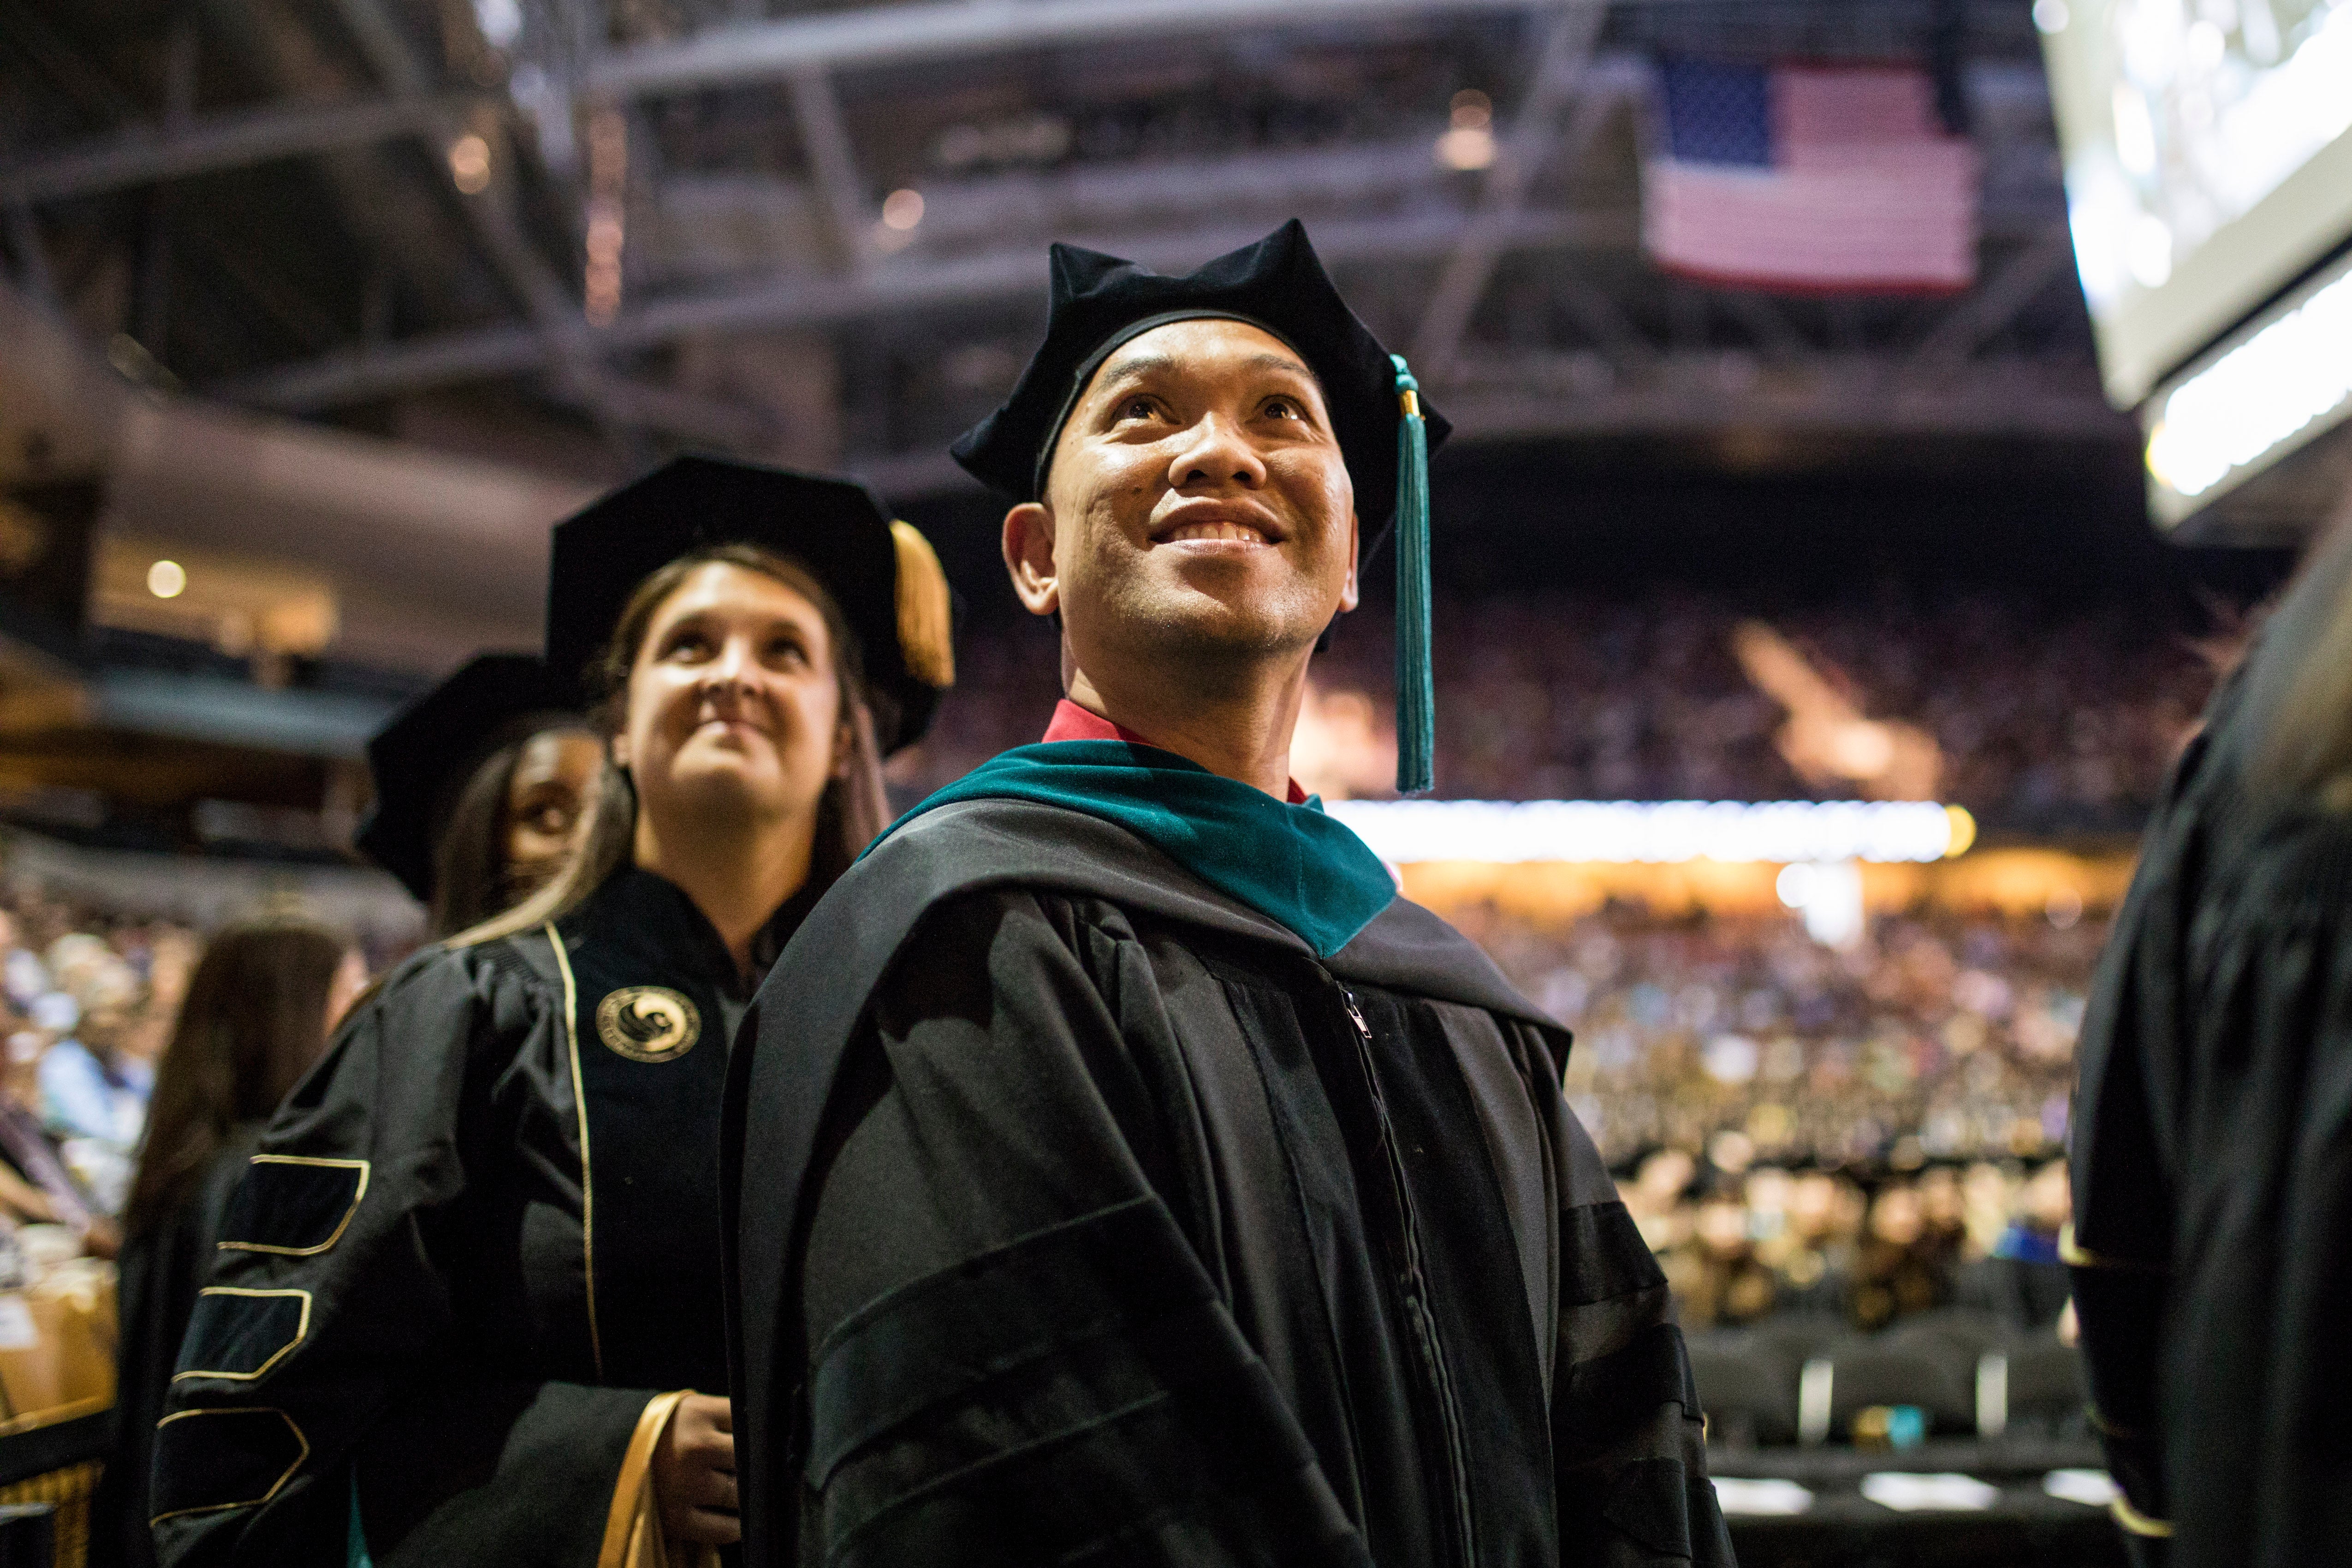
[613, 562, 846, 832]
[502, 728, 603, 890]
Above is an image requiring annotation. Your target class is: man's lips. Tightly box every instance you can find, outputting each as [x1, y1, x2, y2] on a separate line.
[1149, 502, 1288, 546]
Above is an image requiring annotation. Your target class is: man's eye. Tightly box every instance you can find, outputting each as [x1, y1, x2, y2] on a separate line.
[664, 632, 712, 660]
[1118, 396, 1158, 421]
[1263, 397, 1302, 421]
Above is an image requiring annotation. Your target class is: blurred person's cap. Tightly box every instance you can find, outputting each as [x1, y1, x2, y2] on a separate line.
[28, 992, 76, 1033]
[543, 456, 955, 755]
[356, 653, 585, 904]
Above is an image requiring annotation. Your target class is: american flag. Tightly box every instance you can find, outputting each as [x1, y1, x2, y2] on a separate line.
[1643, 60, 1979, 293]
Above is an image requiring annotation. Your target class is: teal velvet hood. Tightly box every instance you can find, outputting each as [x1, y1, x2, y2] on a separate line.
[873, 740, 1397, 958]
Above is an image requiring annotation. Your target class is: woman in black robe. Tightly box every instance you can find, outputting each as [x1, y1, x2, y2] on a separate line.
[2069, 510, 2352, 1567]
[151, 458, 954, 1568]
[352, 653, 600, 938]
[97, 920, 361, 1568]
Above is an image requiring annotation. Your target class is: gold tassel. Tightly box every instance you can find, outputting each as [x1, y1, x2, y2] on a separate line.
[890, 520, 956, 688]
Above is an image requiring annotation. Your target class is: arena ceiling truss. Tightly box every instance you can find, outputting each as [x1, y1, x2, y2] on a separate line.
[1, 0, 2124, 496]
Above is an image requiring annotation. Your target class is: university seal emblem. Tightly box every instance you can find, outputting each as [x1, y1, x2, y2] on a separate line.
[595, 986, 701, 1063]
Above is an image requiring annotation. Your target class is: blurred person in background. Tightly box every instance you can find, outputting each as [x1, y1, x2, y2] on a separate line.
[1766, 1166, 1859, 1315]
[1845, 1179, 1952, 1332]
[355, 653, 599, 938]
[97, 920, 360, 1568]
[0, 1023, 110, 1251]
[1958, 1155, 2071, 1333]
[1670, 1181, 1779, 1328]
[153, 460, 951, 1568]
[2067, 510, 2352, 1567]
[1621, 1144, 1699, 1251]
[1916, 1162, 1969, 1272]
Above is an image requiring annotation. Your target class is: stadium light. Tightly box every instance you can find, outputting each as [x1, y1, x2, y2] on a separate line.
[1325, 799, 1970, 865]
[2145, 250, 2352, 512]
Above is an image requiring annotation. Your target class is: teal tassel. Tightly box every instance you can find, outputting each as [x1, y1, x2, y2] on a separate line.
[1390, 353, 1435, 795]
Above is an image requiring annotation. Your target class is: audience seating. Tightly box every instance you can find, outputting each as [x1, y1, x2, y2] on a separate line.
[1688, 1315, 2087, 1449]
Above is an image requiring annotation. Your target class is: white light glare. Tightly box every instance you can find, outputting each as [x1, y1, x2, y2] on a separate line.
[1324, 799, 1963, 865]
[2031, 0, 2067, 33]
[472, 0, 522, 50]
[2147, 265, 2352, 499]
[147, 559, 186, 599]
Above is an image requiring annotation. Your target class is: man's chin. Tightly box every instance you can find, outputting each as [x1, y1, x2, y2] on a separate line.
[1120, 590, 1327, 665]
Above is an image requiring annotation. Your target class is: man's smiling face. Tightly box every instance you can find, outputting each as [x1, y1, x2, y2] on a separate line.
[1021, 317, 1360, 681]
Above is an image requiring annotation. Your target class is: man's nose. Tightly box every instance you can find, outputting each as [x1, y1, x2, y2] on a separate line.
[1169, 415, 1268, 490]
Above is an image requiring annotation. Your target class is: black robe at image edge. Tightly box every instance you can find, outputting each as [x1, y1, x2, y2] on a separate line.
[2071, 648, 2352, 1568]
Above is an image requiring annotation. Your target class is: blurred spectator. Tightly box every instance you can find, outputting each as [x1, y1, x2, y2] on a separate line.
[101, 920, 360, 1568]
[1846, 1180, 1953, 1332]
[0, 1025, 111, 1255]
[1668, 1184, 1781, 1328]
[1959, 1156, 2073, 1332]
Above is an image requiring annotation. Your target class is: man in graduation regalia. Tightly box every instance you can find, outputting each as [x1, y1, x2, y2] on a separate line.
[724, 220, 1731, 1568]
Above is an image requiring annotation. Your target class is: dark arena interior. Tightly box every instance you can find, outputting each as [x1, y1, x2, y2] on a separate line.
[1, 0, 2347, 1564]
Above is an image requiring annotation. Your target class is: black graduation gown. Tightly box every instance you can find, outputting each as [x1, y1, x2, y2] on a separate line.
[2070, 653, 2352, 1567]
[153, 867, 787, 1568]
[725, 800, 1730, 1568]
[98, 1128, 266, 1568]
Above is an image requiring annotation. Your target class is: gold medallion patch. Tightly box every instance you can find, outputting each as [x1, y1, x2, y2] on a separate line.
[595, 986, 701, 1063]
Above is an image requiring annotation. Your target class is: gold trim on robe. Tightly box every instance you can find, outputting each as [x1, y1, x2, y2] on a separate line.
[547, 923, 604, 1379]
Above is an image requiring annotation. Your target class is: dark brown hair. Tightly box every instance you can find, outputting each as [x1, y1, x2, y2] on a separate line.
[125, 921, 350, 1235]
[455, 545, 890, 947]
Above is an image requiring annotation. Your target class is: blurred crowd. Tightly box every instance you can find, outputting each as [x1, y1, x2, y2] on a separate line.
[0, 883, 365, 1266]
[1449, 899, 2100, 1335]
[897, 589, 2216, 826]
[1465, 904, 2100, 1170]
[1625, 1149, 2074, 1336]
[0, 895, 200, 1250]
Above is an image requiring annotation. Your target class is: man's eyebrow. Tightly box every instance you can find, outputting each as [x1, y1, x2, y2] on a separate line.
[1092, 348, 1319, 387]
[1242, 350, 1315, 380]
[1093, 351, 1176, 387]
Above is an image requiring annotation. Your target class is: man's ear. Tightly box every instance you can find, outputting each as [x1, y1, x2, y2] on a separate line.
[607, 729, 633, 775]
[1003, 502, 1060, 618]
[1336, 505, 1362, 614]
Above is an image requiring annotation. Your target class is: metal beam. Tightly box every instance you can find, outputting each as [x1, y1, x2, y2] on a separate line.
[215, 205, 1637, 409]
[1411, 0, 1610, 374]
[847, 350, 2131, 499]
[787, 67, 874, 268]
[0, 94, 470, 204]
[1442, 351, 2129, 441]
[317, 0, 655, 450]
[586, 0, 1555, 100]
[1908, 222, 2078, 365]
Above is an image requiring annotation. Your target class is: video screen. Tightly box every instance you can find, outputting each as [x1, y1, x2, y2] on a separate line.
[2042, 0, 2352, 406]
